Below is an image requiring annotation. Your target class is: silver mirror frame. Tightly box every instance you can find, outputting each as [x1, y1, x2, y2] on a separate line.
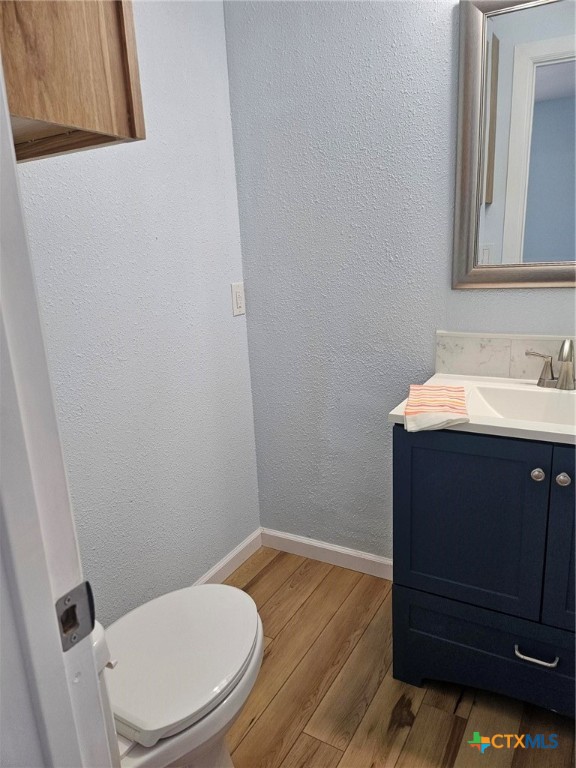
[453, 0, 576, 289]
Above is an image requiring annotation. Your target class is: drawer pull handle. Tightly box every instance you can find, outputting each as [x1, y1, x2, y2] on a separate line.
[514, 644, 559, 668]
[556, 472, 572, 487]
[530, 468, 546, 482]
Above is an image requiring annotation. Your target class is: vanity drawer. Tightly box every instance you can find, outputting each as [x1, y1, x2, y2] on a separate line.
[393, 585, 575, 717]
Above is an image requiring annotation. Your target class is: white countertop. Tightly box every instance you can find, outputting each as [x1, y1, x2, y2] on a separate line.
[388, 373, 576, 445]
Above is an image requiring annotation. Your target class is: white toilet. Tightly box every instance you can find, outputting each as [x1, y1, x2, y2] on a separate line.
[92, 584, 263, 768]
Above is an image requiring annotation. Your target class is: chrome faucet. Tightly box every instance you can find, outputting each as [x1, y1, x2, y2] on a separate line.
[525, 350, 556, 388]
[525, 339, 575, 390]
[556, 339, 575, 390]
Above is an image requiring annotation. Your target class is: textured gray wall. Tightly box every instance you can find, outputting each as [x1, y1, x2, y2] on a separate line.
[225, 0, 575, 558]
[18, 1, 259, 626]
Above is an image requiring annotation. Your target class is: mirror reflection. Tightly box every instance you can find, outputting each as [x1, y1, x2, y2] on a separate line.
[524, 59, 575, 263]
[477, 0, 575, 267]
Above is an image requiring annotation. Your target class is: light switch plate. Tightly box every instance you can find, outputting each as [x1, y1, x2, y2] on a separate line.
[231, 281, 245, 316]
[478, 243, 496, 265]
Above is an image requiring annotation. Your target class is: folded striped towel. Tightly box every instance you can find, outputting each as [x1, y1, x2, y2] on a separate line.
[404, 384, 469, 432]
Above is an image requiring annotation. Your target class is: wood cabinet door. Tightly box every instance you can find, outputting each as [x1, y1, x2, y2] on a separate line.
[542, 445, 576, 632]
[393, 426, 552, 620]
[0, 1, 145, 161]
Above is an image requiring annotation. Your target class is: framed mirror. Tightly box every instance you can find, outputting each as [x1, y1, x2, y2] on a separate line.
[453, 0, 576, 288]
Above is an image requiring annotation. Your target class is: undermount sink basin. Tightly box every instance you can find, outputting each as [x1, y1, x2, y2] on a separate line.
[476, 386, 576, 426]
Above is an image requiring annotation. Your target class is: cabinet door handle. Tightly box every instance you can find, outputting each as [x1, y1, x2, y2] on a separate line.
[514, 644, 559, 668]
[556, 472, 572, 487]
[530, 468, 546, 482]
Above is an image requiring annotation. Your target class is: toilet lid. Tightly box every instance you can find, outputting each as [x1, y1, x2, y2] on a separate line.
[104, 584, 259, 748]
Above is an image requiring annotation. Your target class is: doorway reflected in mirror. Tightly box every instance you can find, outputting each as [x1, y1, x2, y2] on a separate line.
[524, 59, 575, 263]
[478, 0, 575, 267]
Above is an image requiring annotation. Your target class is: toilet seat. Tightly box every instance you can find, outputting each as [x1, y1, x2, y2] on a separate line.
[104, 584, 259, 748]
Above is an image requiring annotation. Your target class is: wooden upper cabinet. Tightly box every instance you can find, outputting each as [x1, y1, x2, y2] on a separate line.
[0, 0, 145, 161]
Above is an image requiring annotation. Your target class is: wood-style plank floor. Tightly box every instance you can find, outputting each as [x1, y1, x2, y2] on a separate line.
[224, 547, 575, 768]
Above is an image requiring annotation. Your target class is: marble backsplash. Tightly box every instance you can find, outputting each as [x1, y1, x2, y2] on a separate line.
[436, 331, 576, 380]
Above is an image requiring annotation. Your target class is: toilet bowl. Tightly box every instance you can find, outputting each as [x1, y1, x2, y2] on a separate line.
[92, 584, 263, 768]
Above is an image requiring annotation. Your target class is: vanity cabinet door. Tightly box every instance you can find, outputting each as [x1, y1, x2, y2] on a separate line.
[393, 426, 552, 620]
[541, 445, 576, 632]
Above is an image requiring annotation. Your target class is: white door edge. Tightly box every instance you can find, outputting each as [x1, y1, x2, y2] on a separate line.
[0, 68, 116, 768]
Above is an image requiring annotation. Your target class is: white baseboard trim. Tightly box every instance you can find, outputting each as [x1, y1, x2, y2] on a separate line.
[194, 527, 393, 586]
[261, 528, 393, 581]
[194, 528, 262, 586]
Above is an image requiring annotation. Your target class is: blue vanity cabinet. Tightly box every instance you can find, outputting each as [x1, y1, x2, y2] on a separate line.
[542, 446, 576, 632]
[392, 425, 575, 716]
